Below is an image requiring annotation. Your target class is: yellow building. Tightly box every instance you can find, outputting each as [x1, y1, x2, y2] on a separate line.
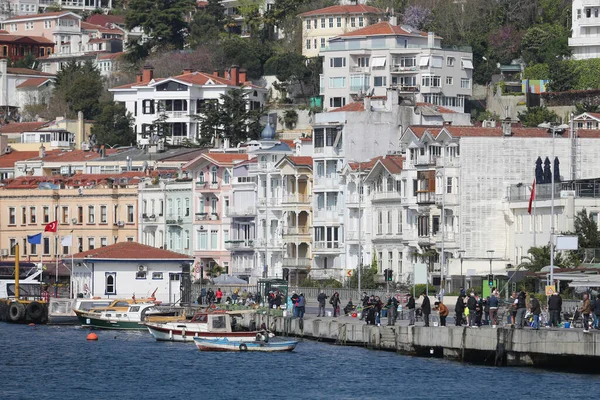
[0, 172, 143, 269]
[299, 4, 384, 58]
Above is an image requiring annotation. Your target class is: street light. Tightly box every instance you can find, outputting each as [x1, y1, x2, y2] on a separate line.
[538, 122, 569, 287]
[458, 250, 466, 290]
[487, 249, 495, 277]
[348, 159, 364, 295]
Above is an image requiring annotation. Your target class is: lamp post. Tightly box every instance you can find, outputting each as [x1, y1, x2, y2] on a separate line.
[458, 249, 465, 290]
[436, 166, 445, 302]
[357, 162, 362, 295]
[538, 122, 568, 287]
[487, 249, 495, 277]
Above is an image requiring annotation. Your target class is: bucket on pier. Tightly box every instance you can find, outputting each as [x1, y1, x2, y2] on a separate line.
[282, 310, 287, 317]
[564, 322, 570, 328]
[433, 322, 439, 327]
[357, 312, 362, 319]
[326, 311, 332, 317]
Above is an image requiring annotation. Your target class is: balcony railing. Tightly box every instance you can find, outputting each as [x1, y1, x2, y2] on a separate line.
[281, 195, 312, 204]
[195, 212, 208, 221]
[390, 65, 418, 73]
[415, 154, 438, 165]
[346, 194, 364, 205]
[371, 191, 401, 201]
[350, 66, 370, 73]
[255, 238, 284, 248]
[229, 207, 256, 217]
[390, 84, 420, 93]
[314, 175, 340, 187]
[282, 258, 312, 268]
[225, 239, 254, 250]
[416, 192, 435, 204]
[314, 209, 342, 221]
[283, 227, 310, 236]
[314, 242, 342, 251]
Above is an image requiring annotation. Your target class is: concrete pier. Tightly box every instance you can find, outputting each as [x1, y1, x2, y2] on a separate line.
[243, 314, 600, 368]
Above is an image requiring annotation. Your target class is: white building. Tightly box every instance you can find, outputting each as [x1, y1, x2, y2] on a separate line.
[70, 241, 193, 304]
[110, 66, 267, 146]
[320, 21, 473, 112]
[570, 0, 600, 60]
[0, 59, 54, 116]
[299, 4, 384, 58]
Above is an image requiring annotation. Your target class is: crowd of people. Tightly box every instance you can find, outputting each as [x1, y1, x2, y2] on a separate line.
[196, 287, 261, 307]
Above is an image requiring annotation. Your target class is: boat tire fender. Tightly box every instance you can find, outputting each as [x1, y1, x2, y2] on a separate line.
[26, 301, 44, 321]
[256, 333, 263, 341]
[239, 343, 248, 352]
[9, 302, 25, 322]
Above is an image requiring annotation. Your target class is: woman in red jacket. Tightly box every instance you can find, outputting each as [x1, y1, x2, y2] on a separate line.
[216, 288, 223, 304]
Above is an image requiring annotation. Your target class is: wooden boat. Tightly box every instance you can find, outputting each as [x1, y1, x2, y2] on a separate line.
[144, 310, 259, 342]
[76, 302, 159, 330]
[193, 337, 298, 352]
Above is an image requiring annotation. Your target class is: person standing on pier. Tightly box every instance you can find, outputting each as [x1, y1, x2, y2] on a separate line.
[455, 295, 465, 326]
[421, 292, 431, 327]
[407, 293, 416, 326]
[317, 290, 328, 317]
[291, 291, 299, 318]
[467, 292, 477, 327]
[330, 292, 341, 317]
[435, 300, 448, 326]
[594, 294, 600, 330]
[530, 296, 541, 330]
[581, 293, 592, 333]
[516, 291, 527, 329]
[296, 293, 306, 319]
[386, 294, 398, 326]
[489, 291, 499, 328]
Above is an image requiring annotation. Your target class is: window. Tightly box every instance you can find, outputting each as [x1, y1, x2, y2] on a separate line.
[10, 23, 16, 32]
[43, 237, 50, 255]
[320, 38, 325, 48]
[397, 210, 402, 233]
[25, 22, 33, 30]
[185, 230, 190, 249]
[127, 205, 134, 223]
[336, 17, 341, 27]
[43, 207, 49, 224]
[350, 17, 356, 27]
[152, 272, 163, 280]
[321, 18, 325, 28]
[329, 17, 333, 28]
[44, 20, 52, 29]
[577, 9, 581, 19]
[447, 56, 455, 67]
[446, 76, 453, 85]
[313, 19, 317, 29]
[210, 230, 218, 249]
[101, 237, 108, 247]
[8, 207, 15, 225]
[21, 207, 26, 225]
[446, 177, 453, 194]
[198, 230, 207, 250]
[358, 16, 364, 27]
[329, 77, 346, 88]
[398, 252, 403, 276]
[88, 237, 95, 250]
[586, 8, 591, 18]
[223, 197, 229, 217]
[100, 206, 107, 223]
[77, 206, 83, 224]
[378, 211, 383, 234]
[306, 20, 311, 30]
[461, 59, 474, 69]
[330, 57, 346, 68]
[211, 198, 217, 214]
[185, 198, 190, 217]
[211, 166, 218, 184]
[142, 100, 154, 114]
[136, 270, 147, 279]
[313, 39, 317, 49]
[422, 75, 441, 87]
[9, 238, 16, 256]
[387, 210, 392, 233]
[461, 78, 471, 89]
[357, 57, 369, 68]
[62, 206, 69, 224]
[105, 273, 116, 293]
[329, 97, 346, 108]
[223, 169, 231, 184]
[88, 206, 95, 223]
[374, 76, 387, 87]
[305, 39, 311, 50]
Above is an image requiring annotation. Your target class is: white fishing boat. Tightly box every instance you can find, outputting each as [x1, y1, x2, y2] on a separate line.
[76, 301, 159, 330]
[193, 337, 298, 352]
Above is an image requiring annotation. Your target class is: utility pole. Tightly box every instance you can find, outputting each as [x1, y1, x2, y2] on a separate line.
[357, 162, 362, 296]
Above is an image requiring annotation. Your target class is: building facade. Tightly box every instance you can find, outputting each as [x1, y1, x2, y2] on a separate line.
[570, 0, 600, 60]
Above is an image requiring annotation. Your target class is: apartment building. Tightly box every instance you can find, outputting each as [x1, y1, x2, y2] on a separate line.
[185, 152, 250, 278]
[110, 66, 267, 146]
[0, 171, 141, 266]
[299, 4, 384, 58]
[219, 0, 276, 37]
[570, 0, 600, 59]
[0, 59, 55, 113]
[320, 21, 473, 112]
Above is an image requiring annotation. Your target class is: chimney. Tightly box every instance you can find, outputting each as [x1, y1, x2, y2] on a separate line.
[213, 70, 219, 77]
[239, 69, 247, 84]
[230, 65, 239, 85]
[39, 143, 46, 158]
[389, 16, 397, 26]
[428, 32, 435, 49]
[136, 73, 142, 83]
[142, 65, 154, 82]
[502, 117, 512, 136]
[183, 68, 193, 74]
[76, 111, 84, 150]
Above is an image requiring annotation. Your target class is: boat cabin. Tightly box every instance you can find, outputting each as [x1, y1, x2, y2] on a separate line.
[189, 312, 231, 332]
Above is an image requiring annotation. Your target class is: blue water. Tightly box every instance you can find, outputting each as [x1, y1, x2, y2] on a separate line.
[1, 323, 598, 400]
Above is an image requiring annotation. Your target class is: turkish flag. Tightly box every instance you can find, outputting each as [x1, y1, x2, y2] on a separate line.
[44, 220, 58, 232]
[527, 179, 536, 215]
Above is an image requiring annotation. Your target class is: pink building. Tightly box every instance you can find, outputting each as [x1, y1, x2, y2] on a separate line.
[184, 152, 250, 279]
[1, 11, 83, 56]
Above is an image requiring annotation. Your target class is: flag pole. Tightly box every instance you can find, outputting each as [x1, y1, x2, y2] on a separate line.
[533, 181, 537, 247]
[55, 235, 59, 297]
[40, 232, 44, 284]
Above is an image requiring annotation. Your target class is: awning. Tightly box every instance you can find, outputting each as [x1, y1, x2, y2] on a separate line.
[461, 59, 474, 69]
[419, 56, 430, 67]
[372, 57, 386, 67]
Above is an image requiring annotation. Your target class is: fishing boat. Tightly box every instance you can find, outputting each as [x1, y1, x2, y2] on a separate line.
[144, 310, 259, 342]
[48, 298, 113, 325]
[193, 337, 298, 352]
[76, 301, 159, 330]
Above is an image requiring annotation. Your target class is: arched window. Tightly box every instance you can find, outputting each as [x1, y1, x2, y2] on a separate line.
[211, 166, 218, 184]
[197, 171, 205, 183]
[105, 273, 116, 294]
[223, 169, 231, 185]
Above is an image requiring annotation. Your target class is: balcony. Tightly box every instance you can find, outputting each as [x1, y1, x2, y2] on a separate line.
[346, 194, 364, 207]
[416, 192, 435, 204]
[195, 181, 206, 188]
[166, 217, 183, 225]
[54, 24, 79, 33]
[435, 157, 460, 168]
[420, 85, 443, 94]
[371, 191, 401, 202]
[345, 231, 365, 242]
[314, 241, 343, 253]
[225, 239, 254, 251]
[195, 212, 208, 221]
[314, 209, 343, 222]
[350, 84, 370, 94]
[313, 175, 340, 188]
[434, 193, 459, 206]
[283, 227, 311, 241]
[281, 194, 312, 205]
[162, 111, 188, 118]
[390, 65, 418, 73]
[313, 146, 343, 157]
[415, 154, 438, 165]
[249, 162, 277, 172]
[350, 66, 370, 73]
[257, 198, 282, 207]
[229, 206, 256, 217]
[391, 84, 420, 93]
[255, 238, 284, 249]
[282, 257, 312, 268]
[142, 213, 156, 222]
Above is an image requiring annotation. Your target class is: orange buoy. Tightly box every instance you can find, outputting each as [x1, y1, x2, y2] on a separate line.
[87, 332, 98, 341]
[29, 323, 35, 326]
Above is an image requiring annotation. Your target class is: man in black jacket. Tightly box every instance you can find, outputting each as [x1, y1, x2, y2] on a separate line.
[548, 292, 562, 327]
[467, 292, 477, 327]
[421, 292, 431, 327]
[407, 293, 416, 326]
[455, 295, 465, 326]
[516, 290, 527, 329]
[317, 290, 328, 317]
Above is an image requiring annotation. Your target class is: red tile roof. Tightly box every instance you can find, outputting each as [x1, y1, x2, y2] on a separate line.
[97, 51, 125, 60]
[2, 171, 156, 189]
[444, 126, 551, 138]
[299, 4, 383, 17]
[280, 139, 295, 148]
[28, 148, 120, 163]
[0, 121, 49, 134]
[203, 153, 249, 165]
[111, 70, 244, 90]
[72, 241, 192, 260]
[85, 14, 125, 27]
[416, 102, 457, 114]
[379, 155, 403, 174]
[0, 33, 55, 44]
[81, 21, 123, 34]
[16, 77, 53, 89]
[348, 156, 384, 171]
[0, 150, 38, 168]
[406, 126, 443, 138]
[329, 102, 365, 112]
[4, 11, 79, 21]
[288, 156, 313, 166]
[338, 21, 434, 38]
[7, 68, 54, 76]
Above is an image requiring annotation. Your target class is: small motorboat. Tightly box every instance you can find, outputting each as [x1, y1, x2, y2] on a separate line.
[193, 337, 298, 352]
[76, 301, 159, 330]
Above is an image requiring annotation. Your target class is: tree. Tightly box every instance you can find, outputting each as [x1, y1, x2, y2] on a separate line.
[487, 25, 523, 65]
[517, 106, 559, 127]
[520, 245, 564, 272]
[188, 0, 225, 46]
[90, 101, 135, 147]
[547, 60, 578, 92]
[520, 24, 570, 66]
[9, 53, 36, 69]
[125, 0, 195, 61]
[52, 60, 103, 119]
[219, 36, 274, 79]
[264, 51, 313, 100]
[573, 209, 600, 249]
[196, 88, 264, 146]
[402, 5, 432, 30]
[575, 102, 600, 114]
